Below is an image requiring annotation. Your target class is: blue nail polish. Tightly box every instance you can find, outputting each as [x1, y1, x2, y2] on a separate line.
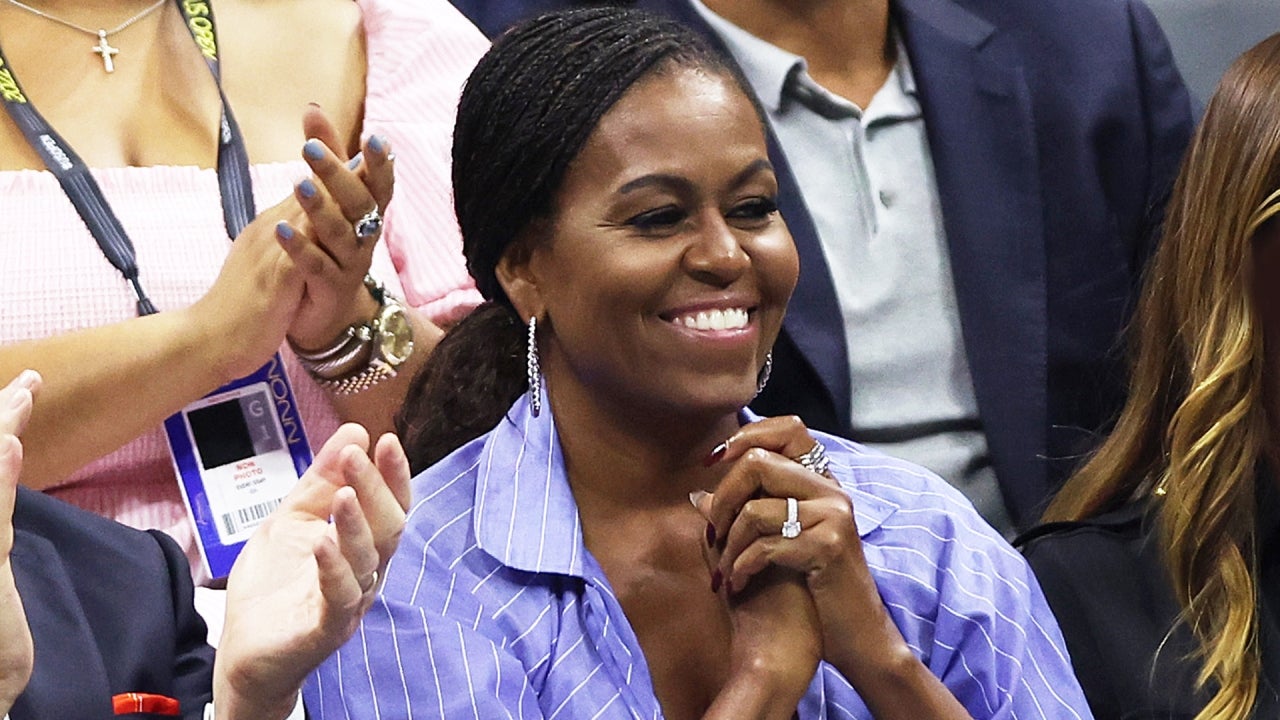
[303, 138, 325, 161]
[347, 151, 364, 170]
[298, 178, 317, 199]
[368, 135, 387, 154]
[275, 221, 294, 240]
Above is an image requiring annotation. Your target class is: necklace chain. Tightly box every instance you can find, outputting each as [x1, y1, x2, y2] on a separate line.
[2, 0, 167, 72]
[2, 0, 166, 38]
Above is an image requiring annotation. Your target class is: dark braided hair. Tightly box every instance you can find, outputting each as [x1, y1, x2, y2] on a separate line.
[397, 6, 757, 472]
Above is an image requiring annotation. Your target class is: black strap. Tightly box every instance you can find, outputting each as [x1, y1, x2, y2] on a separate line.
[0, 0, 255, 316]
[177, 0, 256, 238]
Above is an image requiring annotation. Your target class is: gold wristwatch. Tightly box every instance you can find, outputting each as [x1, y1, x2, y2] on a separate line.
[293, 276, 415, 395]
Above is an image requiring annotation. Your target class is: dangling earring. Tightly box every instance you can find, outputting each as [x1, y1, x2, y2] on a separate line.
[754, 352, 773, 397]
[527, 315, 542, 416]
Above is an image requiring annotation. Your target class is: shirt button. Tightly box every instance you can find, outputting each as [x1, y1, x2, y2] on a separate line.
[878, 189, 894, 207]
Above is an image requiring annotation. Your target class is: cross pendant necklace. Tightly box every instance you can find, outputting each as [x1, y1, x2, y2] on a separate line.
[2, 0, 167, 73]
[92, 30, 120, 72]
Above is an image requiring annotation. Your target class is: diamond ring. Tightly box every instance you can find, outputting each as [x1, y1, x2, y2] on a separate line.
[792, 440, 831, 476]
[781, 497, 802, 539]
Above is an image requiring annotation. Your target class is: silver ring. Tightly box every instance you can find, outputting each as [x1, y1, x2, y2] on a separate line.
[353, 206, 383, 240]
[781, 497, 801, 539]
[359, 568, 380, 594]
[792, 440, 831, 476]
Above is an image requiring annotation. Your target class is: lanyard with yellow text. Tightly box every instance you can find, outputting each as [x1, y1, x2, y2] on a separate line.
[0, 0, 255, 316]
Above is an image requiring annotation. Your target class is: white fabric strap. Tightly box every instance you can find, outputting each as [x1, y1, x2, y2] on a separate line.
[204, 694, 306, 719]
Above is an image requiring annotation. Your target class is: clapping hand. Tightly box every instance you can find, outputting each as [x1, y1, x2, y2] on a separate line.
[278, 107, 397, 352]
[213, 424, 410, 720]
[0, 371, 40, 717]
[187, 106, 395, 385]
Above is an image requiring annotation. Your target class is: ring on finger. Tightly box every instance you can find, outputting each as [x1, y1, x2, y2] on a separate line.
[358, 568, 380, 594]
[791, 440, 831, 476]
[353, 205, 383, 241]
[781, 497, 802, 539]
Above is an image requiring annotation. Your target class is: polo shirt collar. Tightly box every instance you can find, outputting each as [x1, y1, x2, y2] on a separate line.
[690, 0, 918, 118]
[691, 0, 801, 113]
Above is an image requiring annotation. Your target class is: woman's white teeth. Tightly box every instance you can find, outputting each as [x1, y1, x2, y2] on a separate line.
[676, 308, 749, 331]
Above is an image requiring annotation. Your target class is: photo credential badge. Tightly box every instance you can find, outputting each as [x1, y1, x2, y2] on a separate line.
[164, 353, 311, 578]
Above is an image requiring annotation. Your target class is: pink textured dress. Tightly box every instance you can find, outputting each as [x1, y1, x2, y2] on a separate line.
[0, 0, 487, 577]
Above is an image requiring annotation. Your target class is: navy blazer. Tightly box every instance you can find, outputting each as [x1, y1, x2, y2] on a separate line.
[447, 0, 1195, 527]
[8, 488, 214, 720]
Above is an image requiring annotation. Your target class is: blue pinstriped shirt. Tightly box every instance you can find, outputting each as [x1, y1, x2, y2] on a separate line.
[305, 396, 1093, 719]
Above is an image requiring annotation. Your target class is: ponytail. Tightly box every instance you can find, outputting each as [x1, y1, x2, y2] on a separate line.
[396, 302, 527, 473]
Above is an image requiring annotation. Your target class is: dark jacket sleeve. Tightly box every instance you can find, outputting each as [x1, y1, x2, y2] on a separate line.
[147, 530, 215, 720]
[9, 488, 215, 720]
[1020, 510, 1204, 719]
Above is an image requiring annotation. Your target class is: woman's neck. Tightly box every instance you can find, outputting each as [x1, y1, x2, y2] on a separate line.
[544, 377, 742, 514]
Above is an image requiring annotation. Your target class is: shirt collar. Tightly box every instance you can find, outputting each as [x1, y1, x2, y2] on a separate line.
[690, 0, 918, 119]
[866, 41, 919, 124]
[472, 393, 586, 578]
[691, 0, 802, 113]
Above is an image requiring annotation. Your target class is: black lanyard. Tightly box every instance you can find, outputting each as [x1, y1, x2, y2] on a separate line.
[0, 0, 255, 316]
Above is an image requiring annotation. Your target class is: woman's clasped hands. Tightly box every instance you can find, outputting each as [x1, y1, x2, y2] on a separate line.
[694, 416, 972, 720]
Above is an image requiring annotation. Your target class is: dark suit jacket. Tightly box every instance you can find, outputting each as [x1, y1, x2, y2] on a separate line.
[447, 0, 1196, 528]
[8, 487, 214, 720]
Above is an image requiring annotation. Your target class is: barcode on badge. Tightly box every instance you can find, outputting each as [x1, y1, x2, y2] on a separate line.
[221, 498, 282, 537]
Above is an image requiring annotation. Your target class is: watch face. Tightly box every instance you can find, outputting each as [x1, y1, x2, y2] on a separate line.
[378, 307, 415, 365]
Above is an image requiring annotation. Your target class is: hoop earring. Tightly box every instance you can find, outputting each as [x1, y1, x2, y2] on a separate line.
[527, 316, 542, 417]
[754, 352, 773, 397]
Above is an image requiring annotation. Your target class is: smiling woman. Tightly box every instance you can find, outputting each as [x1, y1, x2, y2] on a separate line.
[306, 8, 1093, 720]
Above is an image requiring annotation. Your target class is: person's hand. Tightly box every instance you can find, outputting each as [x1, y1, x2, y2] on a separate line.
[185, 190, 309, 384]
[0, 370, 40, 716]
[707, 563, 821, 720]
[213, 423, 410, 720]
[696, 417, 913, 689]
[279, 107, 397, 351]
[186, 106, 394, 385]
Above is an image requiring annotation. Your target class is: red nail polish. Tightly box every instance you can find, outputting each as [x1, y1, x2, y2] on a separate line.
[711, 568, 723, 593]
[705, 522, 716, 548]
[703, 442, 728, 467]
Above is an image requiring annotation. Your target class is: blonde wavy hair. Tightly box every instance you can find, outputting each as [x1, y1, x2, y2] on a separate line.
[1044, 34, 1280, 720]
